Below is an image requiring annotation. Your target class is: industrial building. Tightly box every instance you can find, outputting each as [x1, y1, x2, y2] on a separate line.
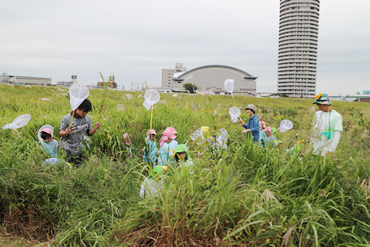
[1, 73, 51, 86]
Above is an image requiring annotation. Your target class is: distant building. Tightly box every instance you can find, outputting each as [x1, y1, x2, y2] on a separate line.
[171, 64, 257, 94]
[277, 0, 320, 98]
[1, 73, 51, 85]
[162, 63, 187, 90]
[57, 75, 78, 87]
[97, 75, 117, 88]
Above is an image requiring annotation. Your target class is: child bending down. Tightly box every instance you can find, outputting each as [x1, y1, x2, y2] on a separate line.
[140, 165, 167, 198]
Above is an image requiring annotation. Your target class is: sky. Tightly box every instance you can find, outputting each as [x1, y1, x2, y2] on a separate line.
[0, 0, 369, 95]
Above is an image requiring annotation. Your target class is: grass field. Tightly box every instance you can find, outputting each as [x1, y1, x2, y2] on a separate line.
[0, 84, 370, 246]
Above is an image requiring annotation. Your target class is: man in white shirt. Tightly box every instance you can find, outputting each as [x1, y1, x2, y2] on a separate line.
[311, 93, 343, 156]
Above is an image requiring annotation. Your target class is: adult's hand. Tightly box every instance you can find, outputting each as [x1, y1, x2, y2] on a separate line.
[242, 129, 250, 134]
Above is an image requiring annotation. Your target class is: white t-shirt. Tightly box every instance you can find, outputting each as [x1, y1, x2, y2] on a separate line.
[312, 110, 343, 156]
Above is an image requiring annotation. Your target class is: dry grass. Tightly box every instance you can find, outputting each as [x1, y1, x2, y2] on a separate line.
[0, 226, 51, 247]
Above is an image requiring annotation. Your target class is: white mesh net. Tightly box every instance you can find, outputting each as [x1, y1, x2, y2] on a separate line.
[216, 128, 228, 149]
[224, 79, 235, 93]
[37, 124, 54, 142]
[143, 90, 160, 110]
[2, 114, 32, 130]
[228, 107, 241, 123]
[69, 83, 89, 111]
[279, 119, 293, 133]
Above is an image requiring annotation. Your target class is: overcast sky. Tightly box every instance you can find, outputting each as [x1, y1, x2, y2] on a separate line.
[1, 0, 369, 95]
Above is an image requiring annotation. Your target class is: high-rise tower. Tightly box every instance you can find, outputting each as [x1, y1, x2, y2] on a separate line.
[277, 0, 320, 98]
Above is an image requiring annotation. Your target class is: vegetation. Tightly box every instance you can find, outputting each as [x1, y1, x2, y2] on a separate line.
[0, 84, 369, 246]
[183, 83, 198, 94]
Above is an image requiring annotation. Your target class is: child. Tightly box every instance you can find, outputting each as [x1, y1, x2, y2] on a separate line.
[263, 126, 276, 146]
[143, 129, 158, 167]
[40, 128, 71, 168]
[59, 99, 100, 166]
[123, 133, 133, 156]
[158, 127, 178, 165]
[258, 121, 266, 147]
[140, 165, 167, 198]
[40, 128, 58, 158]
[174, 144, 193, 168]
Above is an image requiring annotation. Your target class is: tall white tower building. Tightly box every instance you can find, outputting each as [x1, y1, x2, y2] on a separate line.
[277, 0, 320, 98]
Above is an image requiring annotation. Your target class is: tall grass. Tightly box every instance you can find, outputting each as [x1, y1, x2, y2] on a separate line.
[0, 84, 369, 246]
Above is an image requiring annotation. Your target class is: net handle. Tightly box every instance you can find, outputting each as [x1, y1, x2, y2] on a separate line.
[69, 111, 75, 129]
[149, 105, 154, 130]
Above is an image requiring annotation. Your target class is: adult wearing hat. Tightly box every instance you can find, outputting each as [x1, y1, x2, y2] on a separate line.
[238, 104, 260, 143]
[311, 93, 343, 156]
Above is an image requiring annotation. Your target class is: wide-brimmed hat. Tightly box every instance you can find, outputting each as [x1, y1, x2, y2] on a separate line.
[147, 129, 156, 135]
[41, 128, 53, 138]
[313, 93, 332, 105]
[245, 104, 257, 113]
[175, 144, 192, 160]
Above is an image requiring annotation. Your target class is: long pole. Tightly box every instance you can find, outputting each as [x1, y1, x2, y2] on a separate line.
[150, 105, 154, 130]
[69, 111, 75, 129]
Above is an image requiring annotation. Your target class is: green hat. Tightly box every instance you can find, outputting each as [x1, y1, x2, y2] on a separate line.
[313, 93, 332, 105]
[148, 165, 167, 178]
[175, 144, 192, 160]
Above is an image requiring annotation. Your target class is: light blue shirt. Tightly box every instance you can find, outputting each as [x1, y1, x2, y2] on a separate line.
[143, 140, 158, 165]
[41, 140, 58, 158]
[158, 140, 178, 165]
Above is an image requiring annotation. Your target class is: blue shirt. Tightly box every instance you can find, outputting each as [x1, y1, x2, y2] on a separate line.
[242, 115, 260, 142]
[143, 140, 158, 165]
[158, 140, 178, 165]
[41, 140, 58, 158]
[259, 130, 266, 147]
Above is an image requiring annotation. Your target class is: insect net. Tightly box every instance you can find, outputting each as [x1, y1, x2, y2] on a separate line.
[143, 90, 160, 110]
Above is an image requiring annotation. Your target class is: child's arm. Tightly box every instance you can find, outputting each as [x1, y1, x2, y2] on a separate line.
[88, 122, 101, 136]
[59, 127, 71, 137]
[59, 115, 71, 137]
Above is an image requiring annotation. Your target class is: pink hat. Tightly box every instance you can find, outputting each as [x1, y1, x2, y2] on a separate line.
[147, 129, 156, 135]
[160, 128, 177, 147]
[166, 127, 178, 135]
[42, 128, 53, 138]
[264, 126, 273, 138]
[123, 133, 131, 145]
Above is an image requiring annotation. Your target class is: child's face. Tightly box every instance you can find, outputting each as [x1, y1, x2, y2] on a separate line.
[76, 108, 89, 118]
[44, 136, 52, 143]
[165, 138, 172, 143]
[177, 152, 187, 160]
[151, 134, 156, 141]
[260, 125, 263, 130]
